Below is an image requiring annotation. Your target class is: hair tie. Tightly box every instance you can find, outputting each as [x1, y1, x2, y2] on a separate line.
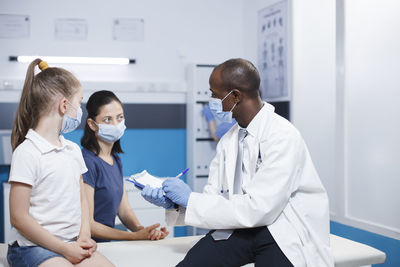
[39, 61, 49, 71]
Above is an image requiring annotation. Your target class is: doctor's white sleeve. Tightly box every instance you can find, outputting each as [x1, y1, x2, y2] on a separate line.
[165, 143, 222, 226]
[184, 129, 304, 229]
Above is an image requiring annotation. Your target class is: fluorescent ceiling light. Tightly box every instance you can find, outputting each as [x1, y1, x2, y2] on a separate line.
[9, 56, 135, 65]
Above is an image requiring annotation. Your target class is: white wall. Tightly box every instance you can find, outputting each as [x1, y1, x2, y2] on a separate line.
[290, 0, 337, 214]
[336, 0, 400, 239]
[0, 0, 244, 87]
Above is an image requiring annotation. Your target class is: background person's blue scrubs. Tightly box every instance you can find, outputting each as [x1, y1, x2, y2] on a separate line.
[215, 119, 237, 139]
[82, 148, 123, 242]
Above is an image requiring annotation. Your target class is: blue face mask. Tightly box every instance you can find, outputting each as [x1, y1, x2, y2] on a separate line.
[96, 120, 126, 143]
[61, 104, 82, 134]
[208, 90, 237, 123]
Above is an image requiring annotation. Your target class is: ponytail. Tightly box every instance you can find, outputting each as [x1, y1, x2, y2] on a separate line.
[11, 58, 81, 151]
[11, 58, 42, 151]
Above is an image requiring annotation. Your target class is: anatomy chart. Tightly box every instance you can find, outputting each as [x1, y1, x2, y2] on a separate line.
[258, 1, 288, 99]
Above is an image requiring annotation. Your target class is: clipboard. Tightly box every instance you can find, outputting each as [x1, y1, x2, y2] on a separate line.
[125, 170, 165, 190]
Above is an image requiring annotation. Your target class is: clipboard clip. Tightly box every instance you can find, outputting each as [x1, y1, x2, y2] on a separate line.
[125, 178, 144, 190]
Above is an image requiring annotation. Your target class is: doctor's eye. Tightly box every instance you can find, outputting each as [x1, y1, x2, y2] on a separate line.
[118, 114, 125, 120]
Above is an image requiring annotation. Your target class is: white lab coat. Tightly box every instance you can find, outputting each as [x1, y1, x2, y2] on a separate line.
[167, 103, 334, 267]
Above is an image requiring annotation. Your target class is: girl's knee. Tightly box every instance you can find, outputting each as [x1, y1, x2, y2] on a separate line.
[75, 252, 114, 267]
[39, 257, 73, 267]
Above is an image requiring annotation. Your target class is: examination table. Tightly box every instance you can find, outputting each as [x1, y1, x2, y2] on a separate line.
[0, 234, 385, 267]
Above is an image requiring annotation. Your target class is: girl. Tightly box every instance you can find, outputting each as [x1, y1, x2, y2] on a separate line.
[8, 59, 115, 267]
[81, 90, 169, 242]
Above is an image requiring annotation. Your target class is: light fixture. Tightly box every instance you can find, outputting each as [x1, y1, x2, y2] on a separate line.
[9, 55, 135, 65]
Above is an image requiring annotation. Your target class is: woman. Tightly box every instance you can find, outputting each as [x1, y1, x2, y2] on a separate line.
[81, 90, 168, 242]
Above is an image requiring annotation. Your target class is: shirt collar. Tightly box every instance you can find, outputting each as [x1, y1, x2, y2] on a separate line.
[26, 129, 72, 154]
[241, 102, 269, 138]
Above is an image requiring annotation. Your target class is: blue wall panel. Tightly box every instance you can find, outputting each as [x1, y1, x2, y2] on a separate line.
[64, 129, 186, 178]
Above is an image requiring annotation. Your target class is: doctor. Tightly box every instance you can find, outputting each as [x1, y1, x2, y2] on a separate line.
[142, 58, 334, 267]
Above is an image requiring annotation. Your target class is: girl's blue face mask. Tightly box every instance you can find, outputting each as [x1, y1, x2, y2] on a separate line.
[208, 90, 237, 123]
[61, 103, 82, 134]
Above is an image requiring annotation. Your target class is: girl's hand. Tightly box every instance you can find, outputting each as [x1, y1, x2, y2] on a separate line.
[149, 227, 169, 240]
[62, 242, 90, 264]
[77, 236, 97, 255]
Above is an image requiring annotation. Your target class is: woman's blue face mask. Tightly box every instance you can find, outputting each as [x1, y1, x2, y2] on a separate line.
[208, 90, 237, 123]
[95, 120, 126, 143]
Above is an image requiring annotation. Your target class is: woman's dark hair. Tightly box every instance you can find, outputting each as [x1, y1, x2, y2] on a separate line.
[81, 90, 124, 155]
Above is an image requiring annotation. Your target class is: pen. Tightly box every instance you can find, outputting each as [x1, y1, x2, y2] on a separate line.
[125, 178, 144, 190]
[175, 168, 190, 178]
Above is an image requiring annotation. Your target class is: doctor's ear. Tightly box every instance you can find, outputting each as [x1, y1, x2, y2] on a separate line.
[87, 118, 98, 132]
[231, 89, 242, 103]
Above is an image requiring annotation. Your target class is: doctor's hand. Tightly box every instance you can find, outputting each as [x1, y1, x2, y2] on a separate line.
[162, 178, 192, 208]
[141, 185, 174, 209]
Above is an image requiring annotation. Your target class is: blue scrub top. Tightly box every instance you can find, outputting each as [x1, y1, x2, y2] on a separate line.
[82, 148, 123, 242]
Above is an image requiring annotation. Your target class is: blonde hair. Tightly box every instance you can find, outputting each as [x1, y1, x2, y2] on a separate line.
[11, 58, 81, 150]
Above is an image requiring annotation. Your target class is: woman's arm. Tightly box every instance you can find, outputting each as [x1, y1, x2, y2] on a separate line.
[208, 120, 220, 141]
[117, 186, 142, 232]
[84, 183, 160, 240]
[10, 182, 89, 264]
[118, 186, 170, 240]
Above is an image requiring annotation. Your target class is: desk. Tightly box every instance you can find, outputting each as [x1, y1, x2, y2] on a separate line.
[0, 234, 386, 267]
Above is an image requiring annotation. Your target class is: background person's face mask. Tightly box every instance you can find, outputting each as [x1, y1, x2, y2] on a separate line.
[61, 103, 82, 134]
[96, 120, 126, 143]
[209, 90, 237, 123]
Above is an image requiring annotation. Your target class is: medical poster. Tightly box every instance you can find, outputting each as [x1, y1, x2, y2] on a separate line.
[113, 18, 144, 41]
[55, 18, 88, 41]
[0, 14, 30, 39]
[258, 1, 288, 100]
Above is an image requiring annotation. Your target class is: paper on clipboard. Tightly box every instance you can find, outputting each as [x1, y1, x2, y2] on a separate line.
[127, 170, 166, 189]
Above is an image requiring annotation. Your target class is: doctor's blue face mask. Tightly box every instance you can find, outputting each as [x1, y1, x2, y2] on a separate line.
[209, 90, 237, 123]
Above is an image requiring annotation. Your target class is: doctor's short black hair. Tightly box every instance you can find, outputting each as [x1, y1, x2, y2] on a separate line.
[81, 90, 124, 155]
[216, 58, 261, 98]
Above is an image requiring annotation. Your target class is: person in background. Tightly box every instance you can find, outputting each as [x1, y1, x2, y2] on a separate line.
[201, 105, 236, 141]
[142, 58, 334, 267]
[8, 59, 113, 266]
[81, 90, 169, 242]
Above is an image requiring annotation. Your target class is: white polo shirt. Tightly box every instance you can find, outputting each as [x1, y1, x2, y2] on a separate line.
[9, 129, 87, 246]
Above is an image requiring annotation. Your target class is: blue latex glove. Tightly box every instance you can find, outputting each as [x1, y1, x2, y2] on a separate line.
[141, 185, 174, 209]
[201, 106, 215, 122]
[215, 119, 237, 138]
[162, 179, 192, 208]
